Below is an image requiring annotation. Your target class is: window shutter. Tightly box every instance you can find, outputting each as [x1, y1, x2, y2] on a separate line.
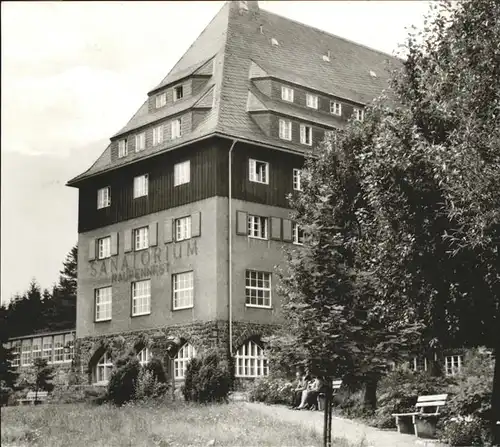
[300, 125, 305, 143]
[149, 222, 158, 247]
[88, 239, 96, 261]
[270, 217, 282, 240]
[282, 219, 293, 242]
[236, 211, 248, 236]
[110, 232, 118, 256]
[191, 212, 201, 237]
[124, 230, 132, 253]
[164, 219, 173, 243]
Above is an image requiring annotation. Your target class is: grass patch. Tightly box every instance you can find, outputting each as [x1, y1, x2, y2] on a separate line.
[1, 401, 356, 446]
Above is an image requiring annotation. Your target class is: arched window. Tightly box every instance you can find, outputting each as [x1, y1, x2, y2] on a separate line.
[235, 340, 269, 378]
[94, 351, 113, 385]
[137, 347, 151, 367]
[174, 343, 196, 379]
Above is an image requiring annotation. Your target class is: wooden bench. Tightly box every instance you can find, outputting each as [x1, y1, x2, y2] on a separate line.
[317, 379, 342, 411]
[392, 394, 447, 438]
[18, 391, 49, 405]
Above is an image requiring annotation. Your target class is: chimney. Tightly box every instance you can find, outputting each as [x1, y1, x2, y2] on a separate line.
[238, 1, 260, 13]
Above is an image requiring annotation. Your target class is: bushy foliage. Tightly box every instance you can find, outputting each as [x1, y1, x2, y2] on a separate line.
[438, 416, 491, 447]
[49, 385, 107, 405]
[247, 376, 294, 405]
[144, 357, 167, 384]
[107, 353, 141, 406]
[181, 349, 231, 403]
[134, 368, 169, 401]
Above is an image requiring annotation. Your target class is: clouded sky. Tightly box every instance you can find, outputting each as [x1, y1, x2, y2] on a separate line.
[1, 1, 432, 304]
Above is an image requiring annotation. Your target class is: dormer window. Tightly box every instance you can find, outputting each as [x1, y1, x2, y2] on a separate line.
[173, 85, 184, 102]
[279, 119, 292, 141]
[300, 124, 312, 146]
[353, 108, 364, 122]
[153, 125, 164, 146]
[118, 139, 128, 158]
[330, 101, 342, 116]
[155, 93, 166, 108]
[306, 94, 318, 109]
[135, 132, 146, 152]
[281, 86, 294, 102]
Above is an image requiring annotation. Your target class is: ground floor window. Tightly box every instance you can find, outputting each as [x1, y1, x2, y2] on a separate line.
[95, 352, 113, 384]
[409, 356, 427, 372]
[235, 340, 269, 378]
[174, 343, 196, 379]
[445, 355, 463, 376]
[137, 347, 151, 367]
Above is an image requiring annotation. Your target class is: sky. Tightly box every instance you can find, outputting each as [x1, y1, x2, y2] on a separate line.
[0, 0, 433, 304]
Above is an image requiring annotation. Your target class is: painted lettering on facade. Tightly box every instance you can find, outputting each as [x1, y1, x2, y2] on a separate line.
[89, 240, 199, 283]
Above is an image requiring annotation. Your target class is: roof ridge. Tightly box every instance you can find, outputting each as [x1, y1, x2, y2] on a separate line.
[260, 7, 403, 62]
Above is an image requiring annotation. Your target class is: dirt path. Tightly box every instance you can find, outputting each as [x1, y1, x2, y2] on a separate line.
[245, 402, 446, 447]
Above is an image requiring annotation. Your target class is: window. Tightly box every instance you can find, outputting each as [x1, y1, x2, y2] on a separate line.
[445, 355, 463, 376]
[279, 119, 292, 141]
[235, 340, 269, 377]
[156, 92, 166, 108]
[64, 333, 74, 362]
[134, 226, 149, 250]
[281, 86, 294, 102]
[97, 187, 111, 209]
[353, 108, 364, 122]
[21, 339, 31, 366]
[174, 160, 190, 186]
[173, 85, 183, 101]
[293, 223, 304, 245]
[409, 356, 428, 372]
[175, 216, 192, 241]
[95, 287, 112, 321]
[32, 338, 41, 361]
[248, 215, 268, 240]
[245, 270, 271, 307]
[97, 236, 111, 259]
[153, 125, 164, 146]
[11, 342, 20, 367]
[42, 336, 52, 362]
[137, 347, 151, 367]
[132, 279, 151, 316]
[118, 139, 128, 158]
[135, 132, 146, 152]
[249, 159, 269, 184]
[306, 93, 318, 109]
[171, 119, 181, 139]
[53, 335, 64, 363]
[300, 124, 312, 145]
[330, 101, 342, 116]
[95, 352, 113, 384]
[133, 174, 148, 198]
[174, 343, 196, 379]
[293, 168, 302, 191]
[173, 271, 194, 310]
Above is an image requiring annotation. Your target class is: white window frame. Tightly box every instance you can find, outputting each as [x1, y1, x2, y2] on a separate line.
[153, 125, 164, 146]
[281, 86, 294, 102]
[249, 159, 269, 184]
[53, 335, 64, 363]
[174, 343, 196, 379]
[97, 236, 111, 260]
[300, 124, 312, 146]
[235, 340, 269, 378]
[97, 187, 111, 209]
[175, 216, 192, 242]
[409, 356, 428, 372]
[330, 101, 342, 116]
[293, 222, 304, 245]
[11, 342, 20, 367]
[174, 160, 190, 186]
[42, 337, 52, 363]
[137, 347, 151, 367]
[293, 168, 302, 191]
[279, 119, 292, 141]
[135, 132, 146, 152]
[155, 92, 166, 108]
[132, 279, 151, 316]
[306, 93, 318, 109]
[31, 338, 42, 361]
[248, 215, 268, 240]
[171, 118, 182, 139]
[245, 270, 272, 308]
[21, 340, 31, 366]
[64, 334, 74, 362]
[173, 85, 184, 102]
[354, 108, 364, 122]
[133, 174, 149, 198]
[118, 139, 128, 158]
[445, 355, 463, 376]
[95, 286, 112, 322]
[173, 271, 194, 310]
[134, 226, 149, 251]
[95, 352, 113, 385]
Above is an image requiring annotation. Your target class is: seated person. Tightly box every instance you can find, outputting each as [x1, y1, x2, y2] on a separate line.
[290, 369, 309, 408]
[297, 375, 323, 410]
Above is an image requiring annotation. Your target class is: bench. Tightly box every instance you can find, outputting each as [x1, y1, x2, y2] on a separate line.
[18, 391, 49, 405]
[317, 379, 342, 411]
[392, 394, 447, 438]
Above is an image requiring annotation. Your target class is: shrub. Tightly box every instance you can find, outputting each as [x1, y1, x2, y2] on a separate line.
[247, 376, 294, 405]
[438, 416, 491, 446]
[181, 349, 231, 403]
[144, 358, 167, 384]
[107, 353, 141, 406]
[134, 368, 169, 400]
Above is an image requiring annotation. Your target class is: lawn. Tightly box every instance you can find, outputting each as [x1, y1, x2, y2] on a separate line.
[1, 401, 355, 447]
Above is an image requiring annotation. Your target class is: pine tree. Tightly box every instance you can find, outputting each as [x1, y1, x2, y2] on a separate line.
[0, 305, 18, 391]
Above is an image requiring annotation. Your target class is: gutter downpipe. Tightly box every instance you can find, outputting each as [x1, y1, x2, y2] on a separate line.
[228, 139, 239, 356]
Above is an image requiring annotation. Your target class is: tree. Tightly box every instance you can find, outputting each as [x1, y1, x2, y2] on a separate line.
[0, 305, 18, 392]
[29, 358, 55, 403]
